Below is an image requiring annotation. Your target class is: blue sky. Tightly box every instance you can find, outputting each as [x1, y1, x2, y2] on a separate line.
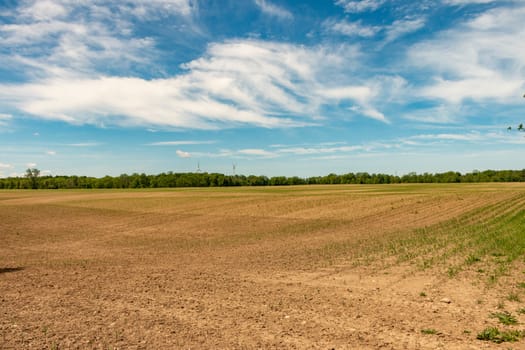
[0, 0, 524, 178]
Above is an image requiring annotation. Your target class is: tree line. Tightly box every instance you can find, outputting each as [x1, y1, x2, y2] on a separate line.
[1, 169, 525, 189]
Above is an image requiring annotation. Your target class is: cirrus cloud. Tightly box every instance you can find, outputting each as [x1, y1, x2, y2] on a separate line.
[0, 40, 388, 129]
[148, 140, 216, 146]
[254, 0, 293, 20]
[0, 0, 195, 80]
[335, 0, 385, 13]
[324, 19, 380, 37]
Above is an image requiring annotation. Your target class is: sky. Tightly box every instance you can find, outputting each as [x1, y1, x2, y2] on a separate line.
[0, 0, 524, 178]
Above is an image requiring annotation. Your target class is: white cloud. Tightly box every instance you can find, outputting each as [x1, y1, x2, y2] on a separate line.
[443, 0, 497, 5]
[272, 130, 522, 160]
[255, 0, 293, 20]
[0, 76, 301, 129]
[349, 105, 388, 122]
[335, 0, 385, 13]
[67, 142, 101, 147]
[402, 105, 463, 124]
[324, 19, 380, 37]
[176, 150, 191, 158]
[0, 113, 11, 126]
[46, 150, 57, 155]
[0, 40, 387, 128]
[148, 140, 216, 146]
[26, 162, 37, 168]
[277, 145, 362, 155]
[397, 130, 525, 147]
[319, 86, 372, 101]
[0, 1, 194, 79]
[0, 20, 156, 78]
[384, 18, 426, 43]
[193, 128, 521, 163]
[0, 163, 13, 169]
[324, 17, 424, 43]
[410, 132, 483, 142]
[19, 1, 68, 21]
[238, 149, 277, 158]
[190, 148, 279, 159]
[420, 77, 522, 104]
[408, 4, 525, 104]
[119, 0, 195, 19]
[360, 107, 388, 123]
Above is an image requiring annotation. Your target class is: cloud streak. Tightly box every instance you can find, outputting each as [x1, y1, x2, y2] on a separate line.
[0, 39, 388, 129]
[324, 19, 380, 37]
[0, 113, 11, 127]
[254, 0, 293, 20]
[149, 140, 216, 146]
[443, 0, 497, 5]
[335, 0, 385, 13]
[384, 18, 426, 43]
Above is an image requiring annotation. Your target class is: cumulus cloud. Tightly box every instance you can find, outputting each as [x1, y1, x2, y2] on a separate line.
[0, 162, 13, 169]
[176, 150, 191, 158]
[254, 0, 293, 20]
[46, 150, 57, 155]
[26, 162, 37, 168]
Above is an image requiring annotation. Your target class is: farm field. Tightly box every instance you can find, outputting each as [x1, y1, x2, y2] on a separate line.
[2, 183, 525, 349]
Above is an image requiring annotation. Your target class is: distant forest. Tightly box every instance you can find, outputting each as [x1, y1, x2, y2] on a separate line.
[1, 169, 525, 189]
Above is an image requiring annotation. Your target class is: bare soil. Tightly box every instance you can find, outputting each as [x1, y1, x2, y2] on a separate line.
[1, 184, 525, 349]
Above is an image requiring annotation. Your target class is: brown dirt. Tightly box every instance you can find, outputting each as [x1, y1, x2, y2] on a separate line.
[1, 184, 525, 349]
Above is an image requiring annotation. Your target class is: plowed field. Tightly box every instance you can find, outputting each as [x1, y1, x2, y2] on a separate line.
[2, 184, 525, 349]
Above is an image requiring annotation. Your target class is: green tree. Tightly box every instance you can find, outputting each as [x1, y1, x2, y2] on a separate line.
[25, 168, 40, 189]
